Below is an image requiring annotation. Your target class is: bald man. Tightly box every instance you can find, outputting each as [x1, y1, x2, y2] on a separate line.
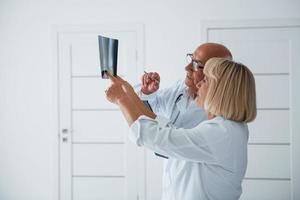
[184, 43, 232, 98]
[138, 43, 232, 127]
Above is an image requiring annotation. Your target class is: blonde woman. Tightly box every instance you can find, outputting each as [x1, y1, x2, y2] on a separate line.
[105, 57, 257, 200]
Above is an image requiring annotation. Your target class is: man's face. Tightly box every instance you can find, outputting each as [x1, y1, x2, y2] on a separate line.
[195, 76, 209, 108]
[184, 49, 205, 96]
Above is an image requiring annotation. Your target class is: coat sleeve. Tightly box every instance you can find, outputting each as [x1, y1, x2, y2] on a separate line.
[129, 115, 230, 164]
[134, 80, 184, 116]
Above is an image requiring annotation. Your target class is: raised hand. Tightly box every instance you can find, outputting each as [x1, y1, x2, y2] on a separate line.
[141, 71, 160, 95]
[105, 72, 126, 104]
[105, 72, 135, 104]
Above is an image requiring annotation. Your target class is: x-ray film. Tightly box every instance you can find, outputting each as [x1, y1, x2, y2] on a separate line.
[98, 35, 118, 79]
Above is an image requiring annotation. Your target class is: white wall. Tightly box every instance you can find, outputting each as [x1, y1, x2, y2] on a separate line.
[0, 0, 299, 199]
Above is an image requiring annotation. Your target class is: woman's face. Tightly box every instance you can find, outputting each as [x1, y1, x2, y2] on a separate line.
[195, 75, 209, 108]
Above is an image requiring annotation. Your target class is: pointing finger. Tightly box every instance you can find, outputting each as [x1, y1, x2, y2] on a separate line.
[106, 71, 117, 83]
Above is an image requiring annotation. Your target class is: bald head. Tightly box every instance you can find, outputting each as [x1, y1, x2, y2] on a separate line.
[194, 43, 232, 64]
[185, 43, 232, 98]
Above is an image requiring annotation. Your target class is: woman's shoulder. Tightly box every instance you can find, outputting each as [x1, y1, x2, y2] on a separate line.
[196, 116, 248, 136]
[190, 116, 249, 148]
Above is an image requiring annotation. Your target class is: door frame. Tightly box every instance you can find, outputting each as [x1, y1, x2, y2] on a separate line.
[52, 23, 145, 200]
[200, 19, 300, 199]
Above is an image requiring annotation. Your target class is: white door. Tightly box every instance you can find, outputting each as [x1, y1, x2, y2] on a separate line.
[201, 20, 300, 200]
[56, 25, 145, 200]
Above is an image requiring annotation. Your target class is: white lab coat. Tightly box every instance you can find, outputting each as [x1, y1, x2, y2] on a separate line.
[136, 80, 207, 128]
[129, 115, 249, 200]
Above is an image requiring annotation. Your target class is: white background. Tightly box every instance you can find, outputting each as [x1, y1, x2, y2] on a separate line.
[0, 0, 300, 199]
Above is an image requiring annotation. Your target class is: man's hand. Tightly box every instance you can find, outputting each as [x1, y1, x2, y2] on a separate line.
[141, 72, 160, 95]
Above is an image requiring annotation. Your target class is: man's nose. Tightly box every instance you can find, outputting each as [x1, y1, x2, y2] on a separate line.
[196, 81, 202, 89]
[185, 63, 192, 71]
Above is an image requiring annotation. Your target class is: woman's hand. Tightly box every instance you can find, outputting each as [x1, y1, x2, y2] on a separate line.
[105, 83, 126, 105]
[105, 71, 156, 125]
[105, 72, 135, 104]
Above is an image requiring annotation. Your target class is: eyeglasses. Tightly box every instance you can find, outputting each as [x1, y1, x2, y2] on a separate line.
[186, 53, 204, 71]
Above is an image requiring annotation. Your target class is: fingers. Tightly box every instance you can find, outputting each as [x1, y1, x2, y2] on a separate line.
[152, 82, 159, 90]
[105, 83, 113, 95]
[149, 72, 155, 80]
[145, 74, 151, 84]
[141, 71, 160, 93]
[105, 82, 121, 98]
[106, 71, 129, 84]
[142, 73, 150, 87]
[106, 71, 117, 83]
[115, 75, 126, 83]
[152, 72, 160, 82]
[143, 72, 160, 84]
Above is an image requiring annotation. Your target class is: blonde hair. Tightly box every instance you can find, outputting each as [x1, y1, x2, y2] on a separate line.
[203, 57, 257, 122]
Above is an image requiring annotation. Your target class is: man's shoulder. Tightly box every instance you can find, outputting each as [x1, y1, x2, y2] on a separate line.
[153, 80, 186, 103]
[167, 79, 186, 93]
